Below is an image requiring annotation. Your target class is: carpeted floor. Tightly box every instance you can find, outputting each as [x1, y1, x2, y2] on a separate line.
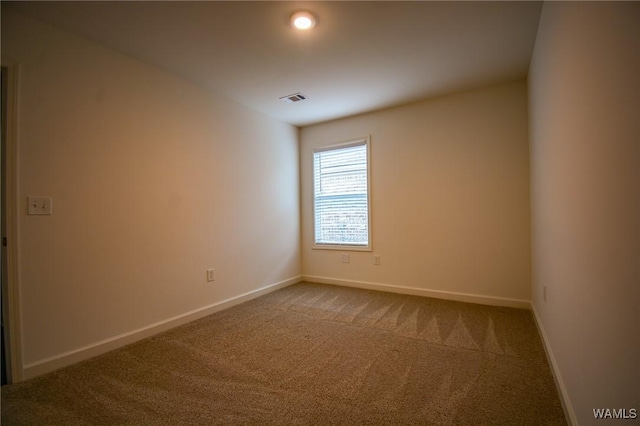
[1, 282, 566, 425]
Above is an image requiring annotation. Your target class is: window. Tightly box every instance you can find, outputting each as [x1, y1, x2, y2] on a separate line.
[313, 137, 371, 250]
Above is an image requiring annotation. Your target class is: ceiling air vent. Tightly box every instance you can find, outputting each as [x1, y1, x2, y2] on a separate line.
[279, 92, 308, 104]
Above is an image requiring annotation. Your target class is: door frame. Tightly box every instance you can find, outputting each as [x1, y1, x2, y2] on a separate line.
[2, 64, 23, 384]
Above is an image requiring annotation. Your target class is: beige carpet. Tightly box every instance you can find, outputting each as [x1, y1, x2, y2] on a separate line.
[1, 282, 566, 425]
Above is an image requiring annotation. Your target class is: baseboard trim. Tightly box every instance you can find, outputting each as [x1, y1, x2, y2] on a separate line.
[531, 304, 577, 426]
[301, 275, 531, 309]
[21, 275, 302, 381]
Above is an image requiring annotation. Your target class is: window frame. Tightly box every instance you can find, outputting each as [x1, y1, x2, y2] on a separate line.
[312, 136, 372, 252]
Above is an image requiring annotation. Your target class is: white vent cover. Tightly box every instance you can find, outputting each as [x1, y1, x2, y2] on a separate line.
[279, 92, 308, 104]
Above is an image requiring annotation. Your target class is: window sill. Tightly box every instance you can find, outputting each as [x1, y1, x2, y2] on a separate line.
[312, 244, 372, 252]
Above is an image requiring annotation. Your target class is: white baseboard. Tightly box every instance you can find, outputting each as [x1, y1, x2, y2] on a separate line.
[531, 305, 577, 426]
[301, 275, 531, 309]
[21, 275, 301, 381]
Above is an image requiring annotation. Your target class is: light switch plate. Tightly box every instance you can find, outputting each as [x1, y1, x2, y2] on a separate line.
[27, 196, 52, 215]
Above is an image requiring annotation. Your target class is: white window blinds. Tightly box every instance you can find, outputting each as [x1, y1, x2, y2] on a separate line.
[313, 140, 370, 248]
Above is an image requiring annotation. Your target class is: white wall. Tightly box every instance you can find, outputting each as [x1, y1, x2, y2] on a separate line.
[301, 80, 532, 306]
[2, 7, 301, 379]
[529, 2, 639, 424]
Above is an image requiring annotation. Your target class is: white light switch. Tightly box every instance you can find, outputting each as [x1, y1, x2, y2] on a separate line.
[27, 196, 52, 215]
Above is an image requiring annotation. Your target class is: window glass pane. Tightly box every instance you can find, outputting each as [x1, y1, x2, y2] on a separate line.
[313, 142, 369, 247]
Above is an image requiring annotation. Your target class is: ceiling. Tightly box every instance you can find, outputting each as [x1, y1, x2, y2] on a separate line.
[7, 1, 543, 127]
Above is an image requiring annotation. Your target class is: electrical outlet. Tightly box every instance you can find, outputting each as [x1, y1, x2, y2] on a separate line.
[207, 269, 215, 282]
[27, 196, 52, 215]
[373, 255, 381, 265]
[341, 254, 350, 264]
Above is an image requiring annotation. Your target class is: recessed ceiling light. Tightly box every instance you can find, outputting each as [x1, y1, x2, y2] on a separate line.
[290, 11, 316, 30]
